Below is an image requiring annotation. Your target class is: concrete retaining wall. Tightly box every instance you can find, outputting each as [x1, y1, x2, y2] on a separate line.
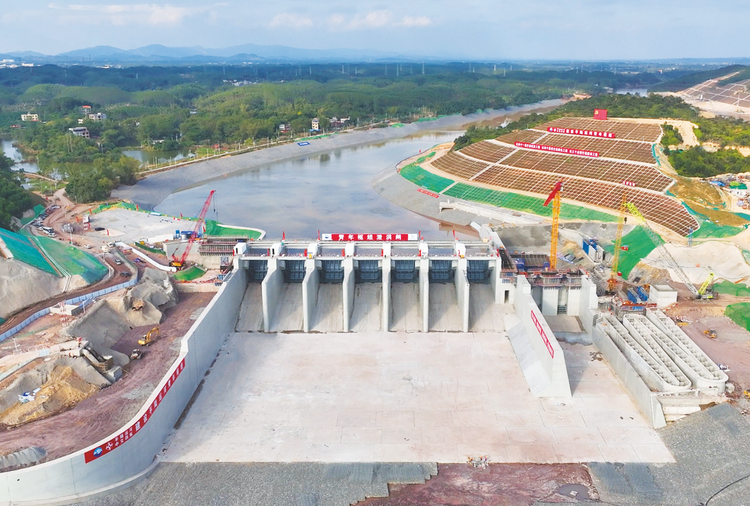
[578, 276, 598, 334]
[592, 324, 667, 429]
[302, 260, 319, 333]
[261, 258, 283, 333]
[342, 258, 355, 332]
[382, 259, 391, 331]
[0, 264, 247, 504]
[507, 276, 571, 398]
[419, 258, 429, 333]
[454, 258, 470, 333]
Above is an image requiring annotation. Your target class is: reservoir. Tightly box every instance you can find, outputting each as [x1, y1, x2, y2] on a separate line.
[154, 132, 464, 240]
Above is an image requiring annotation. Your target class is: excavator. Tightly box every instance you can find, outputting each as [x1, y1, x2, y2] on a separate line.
[138, 326, 160, 347]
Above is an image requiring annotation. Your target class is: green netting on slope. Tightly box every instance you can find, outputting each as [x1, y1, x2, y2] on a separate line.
[683, 203, 746, 239]
[0, 228, 58, 275]
[20, 204, 48, 225]
[725, 303, 750, 332]
[714, 281, 750, 297]
[204, 220, 263, 239]
[92, 201, 140, 214]
[32, 236, 107, 283]
[173, 265, 206, 282]
[601, 226, 657, 279]
[735, 212, 750, 221]
[399, 164, 454, 193]
[443, 183, 617, 222]
[416, 152, 436, 163]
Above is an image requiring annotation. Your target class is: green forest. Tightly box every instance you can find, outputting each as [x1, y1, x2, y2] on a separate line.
[0, 63, 657, 203]
[0, 151, 34, 230]
[0, 63, 749, 204]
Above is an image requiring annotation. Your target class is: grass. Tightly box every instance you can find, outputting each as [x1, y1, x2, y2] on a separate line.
[173, 265, 206, 282]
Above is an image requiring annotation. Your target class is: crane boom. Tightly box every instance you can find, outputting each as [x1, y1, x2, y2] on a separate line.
[698, 271, 714, 296]
[171, 190, 215, 269]
[624, 202, 701, 298]
[543, 181, 563, 271]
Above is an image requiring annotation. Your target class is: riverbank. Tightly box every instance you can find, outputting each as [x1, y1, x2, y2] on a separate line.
[112, 100, 564, 210]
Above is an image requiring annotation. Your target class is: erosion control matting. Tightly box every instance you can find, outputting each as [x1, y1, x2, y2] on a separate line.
[725, 302, 750, 332]
[714, 280, 750, 297]
[444, 183, 617, 222]
[0, 228, 58, 276]
[173, 266, 206, 282]
[399, 164, 454, 193]
[31, 236, 108, 283]
[602, 226, 658, 279]
[204, 220, 263, 240]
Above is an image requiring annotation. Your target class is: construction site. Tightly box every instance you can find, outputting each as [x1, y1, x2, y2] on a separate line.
[3, 108, 750, 505]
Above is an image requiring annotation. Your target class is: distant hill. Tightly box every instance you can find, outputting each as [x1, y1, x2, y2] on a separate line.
[0, 43, 413, 64]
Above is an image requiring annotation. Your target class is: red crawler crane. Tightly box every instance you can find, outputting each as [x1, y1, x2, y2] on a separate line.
[170, 190, 215, 270]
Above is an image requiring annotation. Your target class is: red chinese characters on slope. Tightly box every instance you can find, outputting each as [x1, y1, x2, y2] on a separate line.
[84, 358, 186, 463]
[515, 142, 600, 158]
[547, 127, 616, 139]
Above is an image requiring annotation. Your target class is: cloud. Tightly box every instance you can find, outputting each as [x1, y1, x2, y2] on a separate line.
[47, 3, 212, 26]
[328, 10, 393, 30]
[399, 16, 432, 27]
[269, 12, 313, 29]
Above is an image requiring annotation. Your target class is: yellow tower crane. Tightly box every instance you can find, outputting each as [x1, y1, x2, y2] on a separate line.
[607, 194, 628, 293]
[543, 181, 563, 271]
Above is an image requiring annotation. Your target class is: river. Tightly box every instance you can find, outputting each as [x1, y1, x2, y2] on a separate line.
[154, 132, 465, 240]
[1, 140, 39, 173]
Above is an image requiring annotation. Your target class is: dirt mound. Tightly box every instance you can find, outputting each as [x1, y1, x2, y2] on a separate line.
[0, 259, 67, 319]
[63, 268, 178, 350]
[131, 268, 179, 310]
[0, 357, 108, 429]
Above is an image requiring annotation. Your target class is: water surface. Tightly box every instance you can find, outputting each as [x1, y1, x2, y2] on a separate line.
[155, 133, 466, 240]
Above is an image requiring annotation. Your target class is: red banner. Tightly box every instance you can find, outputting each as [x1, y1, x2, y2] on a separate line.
[85, 358, 186, 463]
[515, 142, 599, 158]
[322, 233, 419, 242]
[531, 311, 555, 358]
[622, 180, 636, 187]
[547, 127, 615, 139]
[418, 188, 439, 198]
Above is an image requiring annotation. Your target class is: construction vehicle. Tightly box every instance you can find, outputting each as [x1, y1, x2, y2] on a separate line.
[543, 181, 563, 271]
[704, 329, 717, 339]
[138, 326, 160, 347]
[130, 349, 144, 360]
[169, 190, 216, 270]
[624, 202, 705, 299]
[607, 194, 628, 293]
[698, 271, 715, 299]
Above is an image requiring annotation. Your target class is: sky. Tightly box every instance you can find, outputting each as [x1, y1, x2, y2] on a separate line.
[0, 0, 747, 60]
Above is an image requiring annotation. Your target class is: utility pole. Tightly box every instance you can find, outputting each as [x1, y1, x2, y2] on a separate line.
[422, 62, 425, 75]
